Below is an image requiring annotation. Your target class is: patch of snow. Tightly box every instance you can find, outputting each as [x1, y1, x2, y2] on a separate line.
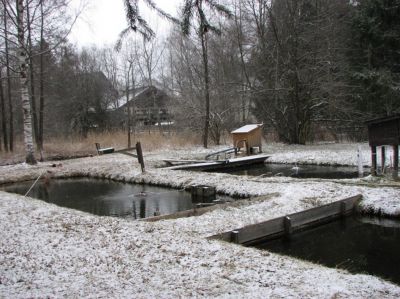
[1, 143, 400, 297]
[231, 124, 262, 133]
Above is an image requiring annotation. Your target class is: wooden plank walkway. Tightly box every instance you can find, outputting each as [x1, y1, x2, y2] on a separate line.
[165, 154, 270, 171]
[211, 194, 362, 245]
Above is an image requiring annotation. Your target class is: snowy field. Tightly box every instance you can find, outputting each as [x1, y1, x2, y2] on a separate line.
[1, 142, 400, 298]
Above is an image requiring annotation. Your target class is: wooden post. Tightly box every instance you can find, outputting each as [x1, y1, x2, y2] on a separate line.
[393, 144, 399, 180]
[231, 230, 239, 244]
[371, 146, 377, 176]
[284, 216, 292, 237]
[381, 146, 386, 174]
[245, 140, 250, 156]
[340, 202, 347, 218]
[136, 141, 145, 173]
[95, 143, 100, 155]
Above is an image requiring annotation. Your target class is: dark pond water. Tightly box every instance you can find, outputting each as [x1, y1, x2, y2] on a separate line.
[255, 216, 400, 285]
[216, 163, 369, 179]
[4, 178, 221, 219]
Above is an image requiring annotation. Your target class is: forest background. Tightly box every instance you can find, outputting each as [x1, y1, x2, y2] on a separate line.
[0, 0, 399, 163]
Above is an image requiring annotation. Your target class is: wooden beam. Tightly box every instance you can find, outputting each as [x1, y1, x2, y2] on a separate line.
[163, 159, 209, 166]
[136, 141, 145, 173]
[119, 152, 137, 158]
[114, 147, 137, 153]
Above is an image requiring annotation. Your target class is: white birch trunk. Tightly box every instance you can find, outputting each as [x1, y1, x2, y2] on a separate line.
[17, 0, 36, 164]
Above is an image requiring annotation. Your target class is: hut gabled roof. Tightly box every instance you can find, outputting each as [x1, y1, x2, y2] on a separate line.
[231, 124, 262, 134]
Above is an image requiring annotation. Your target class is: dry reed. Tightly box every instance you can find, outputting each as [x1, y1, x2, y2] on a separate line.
[0, 129, 202, 165]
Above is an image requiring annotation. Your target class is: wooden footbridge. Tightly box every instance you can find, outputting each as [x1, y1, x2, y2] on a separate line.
[164, 154, 270, 171]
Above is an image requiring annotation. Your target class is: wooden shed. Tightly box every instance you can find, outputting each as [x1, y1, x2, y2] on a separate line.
[231, 124, 263, 155]
[365, 114, 400, 179]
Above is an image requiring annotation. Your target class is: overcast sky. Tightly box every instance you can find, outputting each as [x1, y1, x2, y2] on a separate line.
[69, 0, 181, 48]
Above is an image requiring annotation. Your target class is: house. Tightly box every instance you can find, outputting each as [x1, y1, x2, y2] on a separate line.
[108, 84, 172, 128]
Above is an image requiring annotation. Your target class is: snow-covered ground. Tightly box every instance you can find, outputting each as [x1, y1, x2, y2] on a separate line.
[1, 142, 400, 298]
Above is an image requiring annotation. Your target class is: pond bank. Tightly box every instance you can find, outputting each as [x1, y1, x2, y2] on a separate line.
[1, 143, 400, 297]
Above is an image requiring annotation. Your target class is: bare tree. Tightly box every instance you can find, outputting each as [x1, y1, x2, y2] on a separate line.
[2, 0, 14, 151]
[244, 0, 353, 144]
[180, 0, 232, 148]
[0, 67, 6, 151]
[16, 0, 36, 163]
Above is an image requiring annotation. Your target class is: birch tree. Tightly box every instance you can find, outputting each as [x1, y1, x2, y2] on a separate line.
[17, 0, 36, 164]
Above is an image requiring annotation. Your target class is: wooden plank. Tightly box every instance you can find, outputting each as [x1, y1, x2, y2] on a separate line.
[163, 159, 209, 166]
[213, 195, 362, 245]
[119, 152, 137, 158]
[291, 200, 344, 226]
[237, 216, 285, 244]
[114, 147, 137, 153]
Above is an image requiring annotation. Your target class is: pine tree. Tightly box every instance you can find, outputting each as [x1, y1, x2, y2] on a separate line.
[351, 0, 400, 118]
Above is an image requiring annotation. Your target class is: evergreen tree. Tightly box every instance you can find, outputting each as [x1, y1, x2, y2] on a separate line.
[351, 0, 400, 118]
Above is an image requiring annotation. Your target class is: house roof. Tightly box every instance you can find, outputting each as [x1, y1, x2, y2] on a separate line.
[231, 124, 262, 134]
[107, 87, 148, 111]
[107, 85, 170, 111]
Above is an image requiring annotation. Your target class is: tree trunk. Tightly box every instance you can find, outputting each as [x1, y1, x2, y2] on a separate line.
[0, 69, 8, 151]
[26, 1, 39, 147]
[200, 31, 210, 148]
[130, 63, 136, 139]
[17, 0, 36, 164]
[126, 64, 131, 148]
[38, 0, 45, 152]
[3, 1, 13, 151]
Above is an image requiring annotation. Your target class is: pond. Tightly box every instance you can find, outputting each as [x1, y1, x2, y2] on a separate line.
[3, 178, 223, 219]
[255, 215, 400, 285]
[214, 163, 369, 179]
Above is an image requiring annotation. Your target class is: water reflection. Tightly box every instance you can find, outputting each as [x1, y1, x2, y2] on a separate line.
[215, 163, 370, 179]
[4, 178, 212, 219]
[255, 216, 400, 285]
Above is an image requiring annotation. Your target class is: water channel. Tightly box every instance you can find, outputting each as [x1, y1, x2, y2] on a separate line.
[3, 178, 220, 219]
[255, 215, 400, 285]
[215, 163, 369, 179]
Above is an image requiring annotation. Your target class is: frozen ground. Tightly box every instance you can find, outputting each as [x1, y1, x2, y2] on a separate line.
[1, 142, 400, 298]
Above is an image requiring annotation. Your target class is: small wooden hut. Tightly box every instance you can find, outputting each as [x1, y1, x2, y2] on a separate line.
[365, 114, 400, 179]
[231, 124, 263, 155]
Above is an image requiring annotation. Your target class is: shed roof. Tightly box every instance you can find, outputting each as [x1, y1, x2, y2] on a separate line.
[231, 124, 262, 134]
[365, 114, 400, 126]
